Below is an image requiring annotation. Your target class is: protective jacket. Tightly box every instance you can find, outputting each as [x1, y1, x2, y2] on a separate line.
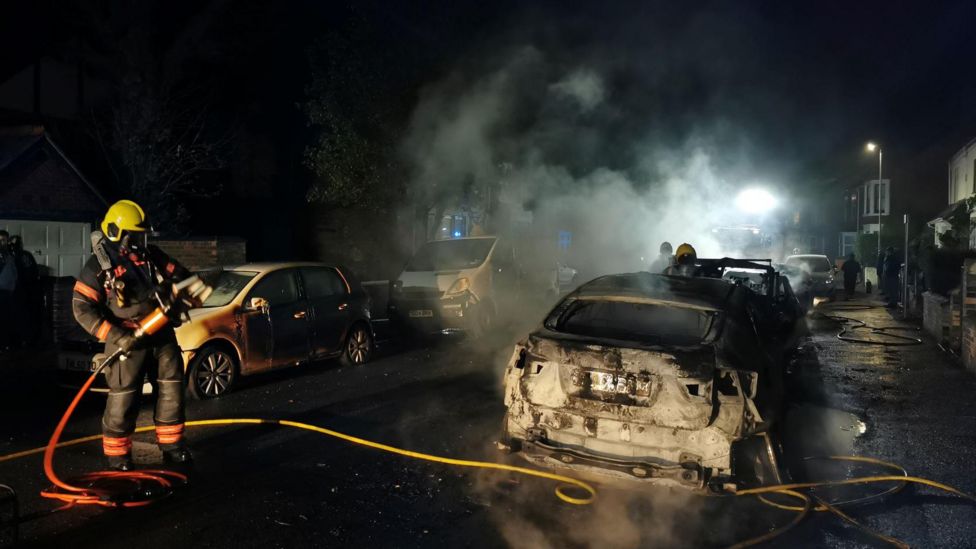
[72, 234, 191, 456]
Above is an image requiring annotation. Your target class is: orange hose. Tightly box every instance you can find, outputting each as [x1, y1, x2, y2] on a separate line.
[40, 351, 186, 508]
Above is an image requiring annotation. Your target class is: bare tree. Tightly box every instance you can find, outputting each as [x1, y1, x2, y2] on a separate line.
[78, 0, 233, 233]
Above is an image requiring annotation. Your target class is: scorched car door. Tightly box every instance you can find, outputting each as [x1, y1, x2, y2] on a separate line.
[300, 267, 350, 356]
[244, 268, 310, 368]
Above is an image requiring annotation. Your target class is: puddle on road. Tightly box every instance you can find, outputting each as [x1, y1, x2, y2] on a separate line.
[779, 404, 868, 481]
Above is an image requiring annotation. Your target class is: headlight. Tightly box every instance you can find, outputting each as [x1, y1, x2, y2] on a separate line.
[445, 277, 470, 297]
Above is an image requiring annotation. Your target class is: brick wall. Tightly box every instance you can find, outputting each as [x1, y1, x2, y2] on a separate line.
[922, 291, 950, 342]
[0, 139, 105, 222]
[152, 237, 246, 271]
[963, 317, 976, 375]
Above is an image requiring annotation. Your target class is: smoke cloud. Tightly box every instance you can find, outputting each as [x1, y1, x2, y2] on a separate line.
[400, 45, 785, 282]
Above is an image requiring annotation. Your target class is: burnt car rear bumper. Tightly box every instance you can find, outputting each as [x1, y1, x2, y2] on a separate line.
[506, 435, 706, 488]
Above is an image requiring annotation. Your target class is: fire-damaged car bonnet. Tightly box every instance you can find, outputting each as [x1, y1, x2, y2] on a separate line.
[502, 271, 786, 491]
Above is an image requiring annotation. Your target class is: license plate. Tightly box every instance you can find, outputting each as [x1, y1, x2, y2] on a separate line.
[587, 371, 652, 397]
[59, 353, 95, 372]
[409, 309, 434, 318]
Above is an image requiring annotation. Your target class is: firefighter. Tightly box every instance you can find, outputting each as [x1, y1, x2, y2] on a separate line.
[666, 243, 698, 277]
[648, 241, 674, 273]
[72, 200, 194, 470]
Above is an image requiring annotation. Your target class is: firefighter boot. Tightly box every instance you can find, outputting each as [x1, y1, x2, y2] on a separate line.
[106, 454, 135, 471]
[160, 443, 193, 465]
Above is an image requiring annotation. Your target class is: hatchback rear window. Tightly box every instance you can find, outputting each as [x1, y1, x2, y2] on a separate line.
[546, 298, 717, 346]
[786, 256, 832, 273]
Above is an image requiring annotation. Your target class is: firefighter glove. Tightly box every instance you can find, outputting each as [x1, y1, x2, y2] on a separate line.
[115, 332, 139, 354]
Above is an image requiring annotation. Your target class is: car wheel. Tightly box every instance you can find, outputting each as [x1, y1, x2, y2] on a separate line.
[340, 323, 372, 367]
[188, 346, 238, 399]
[732, 433, 784, 488]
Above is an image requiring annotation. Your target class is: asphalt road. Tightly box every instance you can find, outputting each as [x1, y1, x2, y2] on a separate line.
[2, 295, 976, 548]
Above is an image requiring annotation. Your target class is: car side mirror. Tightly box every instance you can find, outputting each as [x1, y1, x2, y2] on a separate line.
[245, 296, 269, 313]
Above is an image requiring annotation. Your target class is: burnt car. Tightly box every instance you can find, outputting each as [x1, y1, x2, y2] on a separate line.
[501, 260, 801, 491]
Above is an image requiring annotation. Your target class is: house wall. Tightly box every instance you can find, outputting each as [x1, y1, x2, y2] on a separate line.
[0, 141, 105, 222]
[948, 139, 976, 205]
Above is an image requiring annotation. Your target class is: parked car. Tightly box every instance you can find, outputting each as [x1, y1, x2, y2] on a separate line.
[389, 236, 516, 336]
[56, 262, 373, 399]
[178, 263, 373, 398]
[501, 260, 800, 491]
[784, 254, 838, 305]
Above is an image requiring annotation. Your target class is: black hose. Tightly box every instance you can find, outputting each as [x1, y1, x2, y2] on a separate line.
[814, 304, 922, 346]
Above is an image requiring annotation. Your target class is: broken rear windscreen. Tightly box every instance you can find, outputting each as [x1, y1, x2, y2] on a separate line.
[406, 238, 495, 271]
[546, 298, 717, 346]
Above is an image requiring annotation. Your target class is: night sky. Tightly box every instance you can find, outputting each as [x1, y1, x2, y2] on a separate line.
[2, 0, 975, 250]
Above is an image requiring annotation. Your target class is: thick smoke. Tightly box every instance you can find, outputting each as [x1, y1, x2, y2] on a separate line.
[401, 46, 779, 280]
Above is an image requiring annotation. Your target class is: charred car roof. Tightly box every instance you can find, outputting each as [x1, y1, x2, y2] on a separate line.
[571, 272, 738, 311]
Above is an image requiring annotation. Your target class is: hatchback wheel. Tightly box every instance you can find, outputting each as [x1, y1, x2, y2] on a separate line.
[340, 324, 372, 367]
[188, 347, 238, 399]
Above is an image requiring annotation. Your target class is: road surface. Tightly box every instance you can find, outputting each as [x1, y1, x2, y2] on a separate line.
[1, 295, 975, 548]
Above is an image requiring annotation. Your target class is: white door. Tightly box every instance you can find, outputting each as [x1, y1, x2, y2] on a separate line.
[0, 219, 91, 277]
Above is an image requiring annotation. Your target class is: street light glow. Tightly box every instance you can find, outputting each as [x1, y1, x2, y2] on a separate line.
[734, 188, 777, 214]
[866, 142, 878, 152]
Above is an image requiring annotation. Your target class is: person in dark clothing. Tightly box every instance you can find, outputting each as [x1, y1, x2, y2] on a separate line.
[840, 253, 862, 300]
[0, 231, 16, 352]
[73, 200, 199, 471]
[876, 250, 887, 296]
[10, 235, 39, 347]
[884, 247, 901, 307]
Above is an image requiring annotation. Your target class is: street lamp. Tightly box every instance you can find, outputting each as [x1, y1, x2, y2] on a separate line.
[866, 142, 883, 257]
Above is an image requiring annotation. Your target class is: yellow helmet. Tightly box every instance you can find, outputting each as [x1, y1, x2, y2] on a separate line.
[101, 200, 148, 242]
[675, 243, 697, 264]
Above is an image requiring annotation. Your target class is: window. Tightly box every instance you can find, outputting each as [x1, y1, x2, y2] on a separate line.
[863, 180, 890, 215]
[301, 268, 346, 299]
[248, 269, 299, 306]
[201, 271, 258, 308]
[786, 255, 832, 273]
[406, 238, 495, 271]
[545, 298, 716, 346]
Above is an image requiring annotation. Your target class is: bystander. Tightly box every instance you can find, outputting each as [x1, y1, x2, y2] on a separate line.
[0, 231, 16, 352]
[841, 253, 862, 300]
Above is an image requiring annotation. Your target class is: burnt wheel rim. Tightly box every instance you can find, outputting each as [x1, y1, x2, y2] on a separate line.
[347, 327, 370, 364]
[196, 350, 234, 396]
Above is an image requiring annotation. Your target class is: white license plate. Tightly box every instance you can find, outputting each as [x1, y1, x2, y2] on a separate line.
[588, 371, 652, 397]
[409, 309, 434, 318]
[59, 353, 96, 372]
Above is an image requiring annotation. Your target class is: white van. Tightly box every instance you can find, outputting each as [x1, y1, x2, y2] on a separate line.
[389, 236, 518, 335]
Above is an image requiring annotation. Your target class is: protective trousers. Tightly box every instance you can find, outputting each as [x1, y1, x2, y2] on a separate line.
[102, 328, 186, 457]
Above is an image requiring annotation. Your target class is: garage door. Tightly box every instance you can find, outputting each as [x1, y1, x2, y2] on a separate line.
[0, 219, 91, 277]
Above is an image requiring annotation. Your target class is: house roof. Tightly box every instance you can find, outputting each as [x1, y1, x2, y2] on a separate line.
[927, 199, 968, 226]
[0, 125, 107, 205]
[0, 134, 42, 172]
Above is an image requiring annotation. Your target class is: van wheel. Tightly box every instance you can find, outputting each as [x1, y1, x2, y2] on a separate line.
[188, 346, 238, 399]
[340, 323, 373, 367]
[471, 301, 495, 338]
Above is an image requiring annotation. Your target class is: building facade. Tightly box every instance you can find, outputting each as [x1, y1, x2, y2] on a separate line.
[930, 137, 976, 248]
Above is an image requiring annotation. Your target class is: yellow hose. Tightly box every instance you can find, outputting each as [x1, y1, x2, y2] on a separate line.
[4, 420, 975, 547]
[0, 418, 596, 506]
